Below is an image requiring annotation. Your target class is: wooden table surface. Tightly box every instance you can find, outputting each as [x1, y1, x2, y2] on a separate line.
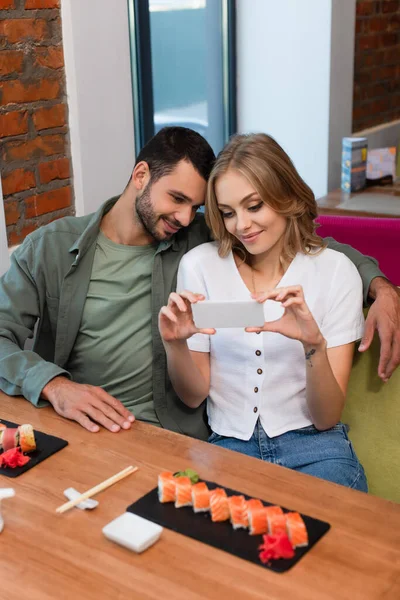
[0, 393, 399, 600]
[317, 181, 400, 217]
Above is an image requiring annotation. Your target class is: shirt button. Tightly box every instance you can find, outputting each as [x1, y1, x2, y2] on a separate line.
[257, 368, 263, 375]
[256, 331, 261, 335]
[253, 407, 258, 413]
[254, 387, 258, 393]
[255, 350, 261, 356]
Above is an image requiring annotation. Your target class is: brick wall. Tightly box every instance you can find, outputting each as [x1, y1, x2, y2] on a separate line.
[0, 0, 74, 247]
[353, 0, 400, 132]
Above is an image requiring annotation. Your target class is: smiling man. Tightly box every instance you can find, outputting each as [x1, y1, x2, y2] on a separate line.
[0, 127, 398, 439]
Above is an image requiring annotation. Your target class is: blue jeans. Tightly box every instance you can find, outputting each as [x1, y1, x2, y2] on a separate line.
[209, 420, 368, 492]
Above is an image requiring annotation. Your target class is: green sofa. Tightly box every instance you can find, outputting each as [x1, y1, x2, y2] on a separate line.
[343, 333, 400, 503]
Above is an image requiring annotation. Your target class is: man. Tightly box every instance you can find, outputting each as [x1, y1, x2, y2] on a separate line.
[0, 127, 399, 439]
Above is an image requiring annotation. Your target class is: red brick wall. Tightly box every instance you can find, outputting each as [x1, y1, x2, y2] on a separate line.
[0, 0, 74, 247]
[353, 0, 400, 132]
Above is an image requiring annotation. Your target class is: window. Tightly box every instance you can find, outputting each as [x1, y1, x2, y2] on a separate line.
[128, 0, 236, 154]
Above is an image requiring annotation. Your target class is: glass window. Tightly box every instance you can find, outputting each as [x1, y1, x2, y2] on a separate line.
[128, 0, 236, 154]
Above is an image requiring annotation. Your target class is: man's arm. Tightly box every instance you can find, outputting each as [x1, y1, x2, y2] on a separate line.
[0, 239, 135, 432]
[358, 277, 400, 381]
[0, 239, 70, 404]
[325, 237, 400, 380]
[324, 237, 384, 304]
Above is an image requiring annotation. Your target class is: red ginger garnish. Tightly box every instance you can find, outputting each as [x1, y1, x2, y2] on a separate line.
[0, 447, 31, 468]
[258, 533, 295, 564]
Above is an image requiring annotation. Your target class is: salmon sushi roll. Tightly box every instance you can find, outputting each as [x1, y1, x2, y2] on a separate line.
[247, 499, 267, 535]
[265, 505, 286, 535]
[191, 482, 210, 513]
[228, 495, 248, 530]
[175, 476, 193, 508]
[286, 512, 309, 548]
[209, 488, 230, 522]
[158, 471, 176, 503]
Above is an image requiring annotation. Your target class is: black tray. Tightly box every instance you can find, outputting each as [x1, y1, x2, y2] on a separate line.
[0, 419, 68, 478]
[127, 479, 330, 573]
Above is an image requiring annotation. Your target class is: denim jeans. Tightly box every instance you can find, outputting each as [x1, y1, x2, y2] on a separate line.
[209, 420, 368, 492]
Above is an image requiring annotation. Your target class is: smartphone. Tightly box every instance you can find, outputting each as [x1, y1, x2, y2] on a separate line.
[192, 300, 265, 329]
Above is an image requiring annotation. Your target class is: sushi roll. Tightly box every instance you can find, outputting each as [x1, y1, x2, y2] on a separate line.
[246, 499, 267, 535]
[0, 428, 19, 452]
[158, 471, 176, 503]
[191, 482, 210, 513]
[209, 488, 230, 522]
[285, 512, 309, 548]
[0, 424, 36, 453]
[228, 495, 248, 530]
[18, 424, 36, 453]
[265, 505, 286, 535]
[175, 476, 192, 508]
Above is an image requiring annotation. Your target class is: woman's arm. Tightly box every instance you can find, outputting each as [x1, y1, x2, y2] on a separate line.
[247, 285, 357, 430]
[303, 339, 355, 430]
[159, 291, 214, 408]
[163, 342, 210, 408]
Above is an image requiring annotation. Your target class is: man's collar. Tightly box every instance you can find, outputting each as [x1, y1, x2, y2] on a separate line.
[68, 196, 120, 257]
[68, 195, 190, 260]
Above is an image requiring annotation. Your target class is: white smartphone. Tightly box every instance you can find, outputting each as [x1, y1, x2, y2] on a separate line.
[192, 300, 265, 329]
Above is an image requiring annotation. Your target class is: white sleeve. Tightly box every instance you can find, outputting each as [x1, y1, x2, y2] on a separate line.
[321, 254, 365, 348]
[177, 254, 210, 353]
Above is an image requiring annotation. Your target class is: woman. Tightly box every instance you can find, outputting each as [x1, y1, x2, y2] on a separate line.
[158, 133, 367, 491]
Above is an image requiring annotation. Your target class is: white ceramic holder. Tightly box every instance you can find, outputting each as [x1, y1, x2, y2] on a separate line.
[63, 487, 99, 510]
[0, 488, 15, 533]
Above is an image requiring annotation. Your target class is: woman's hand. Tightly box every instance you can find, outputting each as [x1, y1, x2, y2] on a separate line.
[159, 291, 215, 343]
[246, 285, 325, 348]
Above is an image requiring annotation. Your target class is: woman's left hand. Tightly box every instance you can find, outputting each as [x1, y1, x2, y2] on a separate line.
[246, 285, 325, 347]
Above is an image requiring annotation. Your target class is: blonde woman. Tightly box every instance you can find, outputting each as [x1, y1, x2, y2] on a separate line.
[158, 133, 367, 491]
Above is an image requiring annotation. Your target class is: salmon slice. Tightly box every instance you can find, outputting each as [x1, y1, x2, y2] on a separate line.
[191, 482, 210, 513]
[175, 476, 192, 508]
[285, 512, 309, 548]
[158, 471, 176, 503]
[247, 498, 267, 535]
[228, 495, 248, 529]
[265, 505, 286, 535]
[209, 488, 230, 522]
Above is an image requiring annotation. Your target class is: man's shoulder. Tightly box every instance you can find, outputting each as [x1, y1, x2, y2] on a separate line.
[27, 213, 93, 246]
[175, 212, 211, 249]
[180, 240, 220, 268]
[302, 248, 361, 285]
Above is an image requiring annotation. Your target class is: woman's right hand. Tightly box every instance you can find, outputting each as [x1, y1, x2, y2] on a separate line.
[158, 291, 215, 343]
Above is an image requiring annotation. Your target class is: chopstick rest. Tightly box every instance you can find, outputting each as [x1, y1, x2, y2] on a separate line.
[103, 512, 163, 553]
[56, 465, 138, 514]
[0, 488, 15, 533]
[63, 487, 99, 510]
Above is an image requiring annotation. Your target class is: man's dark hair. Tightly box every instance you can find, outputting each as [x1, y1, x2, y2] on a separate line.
[135, 126, 216, 184]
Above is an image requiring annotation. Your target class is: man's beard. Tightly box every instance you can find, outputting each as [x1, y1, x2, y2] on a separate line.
[135, 185, 181, 242]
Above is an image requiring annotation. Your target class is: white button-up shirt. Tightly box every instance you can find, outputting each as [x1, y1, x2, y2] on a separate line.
[177, 242, 364, 440]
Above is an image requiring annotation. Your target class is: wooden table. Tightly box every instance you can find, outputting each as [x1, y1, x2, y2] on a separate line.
[317, 181, 400, 217]
[0, 393, 399, 600]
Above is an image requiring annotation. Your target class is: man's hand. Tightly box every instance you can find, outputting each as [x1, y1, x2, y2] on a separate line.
[359, 277, 400, 381]
[42, 377, 135, 432]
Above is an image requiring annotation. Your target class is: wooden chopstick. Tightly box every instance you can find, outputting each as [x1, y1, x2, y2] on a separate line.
[56, 465, 138, 514]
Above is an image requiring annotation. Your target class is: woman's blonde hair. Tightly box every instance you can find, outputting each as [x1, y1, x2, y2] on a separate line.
[206, 133, 326, 266]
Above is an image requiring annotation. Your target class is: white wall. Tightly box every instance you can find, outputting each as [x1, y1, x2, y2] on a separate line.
[328, 0, 356, 191]
[0, 177, 10, 276]
[61, 0, 135, 216]
[61, 0, 356, 205]
[236, 0, 356, 198]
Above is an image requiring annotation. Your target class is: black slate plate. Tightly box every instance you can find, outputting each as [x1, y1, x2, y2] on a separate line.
[0, 419, 68, 478]
[127, 479, 330, 572]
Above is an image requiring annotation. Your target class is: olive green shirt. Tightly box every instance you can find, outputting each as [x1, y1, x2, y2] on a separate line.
[0, 197, 385, 440]
[67, 231, 159, 424]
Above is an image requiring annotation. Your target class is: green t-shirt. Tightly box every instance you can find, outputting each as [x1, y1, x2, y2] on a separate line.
[67, 231, 159, 424]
